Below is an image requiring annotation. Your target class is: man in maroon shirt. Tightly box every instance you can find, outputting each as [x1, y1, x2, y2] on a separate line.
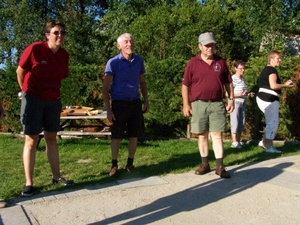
[182, 32, 234, 178]
[16, 19, 73, 197]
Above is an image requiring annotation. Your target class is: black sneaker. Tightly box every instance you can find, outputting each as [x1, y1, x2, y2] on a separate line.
[52, 178, 74, 186]
[21, 185, 34, 197]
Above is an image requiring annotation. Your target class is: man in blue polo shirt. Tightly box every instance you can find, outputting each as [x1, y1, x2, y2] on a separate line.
[102, 33, 150, 177]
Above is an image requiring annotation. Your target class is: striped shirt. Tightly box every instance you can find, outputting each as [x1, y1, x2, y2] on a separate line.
[232, 74, 247, 102]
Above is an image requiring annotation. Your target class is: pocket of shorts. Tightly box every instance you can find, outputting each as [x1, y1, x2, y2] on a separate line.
[215, 102, 226, 114]
[21, 113, 29, 125]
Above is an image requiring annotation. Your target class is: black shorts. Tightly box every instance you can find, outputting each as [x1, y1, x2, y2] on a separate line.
[20, 92, 62, 135]
[111, 99, 143, 139]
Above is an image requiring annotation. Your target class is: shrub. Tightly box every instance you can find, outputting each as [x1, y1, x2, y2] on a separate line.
[0, 65, 105, 133]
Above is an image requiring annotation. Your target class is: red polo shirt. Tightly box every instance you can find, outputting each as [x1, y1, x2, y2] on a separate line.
[18, 41, 69, 101]
[182, 54, 232, 102]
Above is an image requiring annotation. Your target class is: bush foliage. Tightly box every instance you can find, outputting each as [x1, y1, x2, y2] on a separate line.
[0, 65, 105, 133]
[1, 57, 300, 140]
[1, 1, 300, 139]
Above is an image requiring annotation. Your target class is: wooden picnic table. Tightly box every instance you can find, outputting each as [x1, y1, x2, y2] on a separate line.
[36, 109, 111, 147]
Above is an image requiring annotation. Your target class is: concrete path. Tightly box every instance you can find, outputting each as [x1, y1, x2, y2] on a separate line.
[1, 155, 300, 225]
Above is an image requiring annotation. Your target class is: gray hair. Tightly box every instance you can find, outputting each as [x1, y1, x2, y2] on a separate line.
[117, 33, 134, 44]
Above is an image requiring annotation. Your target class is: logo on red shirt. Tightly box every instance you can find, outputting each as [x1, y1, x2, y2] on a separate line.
[214, 63, 221, 72]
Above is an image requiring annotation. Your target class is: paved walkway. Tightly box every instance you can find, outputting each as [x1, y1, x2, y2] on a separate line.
[1, 155, 300, 225]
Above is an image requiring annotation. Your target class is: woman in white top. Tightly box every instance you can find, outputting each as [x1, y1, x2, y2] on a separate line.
[230, 60, 255, 148]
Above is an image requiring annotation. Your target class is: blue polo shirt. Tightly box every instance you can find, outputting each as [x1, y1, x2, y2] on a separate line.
[105, 53, 145, 101]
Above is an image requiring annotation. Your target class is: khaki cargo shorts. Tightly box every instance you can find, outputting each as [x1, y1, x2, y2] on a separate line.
[191, 100, 226, 134]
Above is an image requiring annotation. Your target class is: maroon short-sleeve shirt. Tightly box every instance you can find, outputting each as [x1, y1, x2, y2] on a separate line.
[18, 41, 69, 101]
[182, 54, 232, 102]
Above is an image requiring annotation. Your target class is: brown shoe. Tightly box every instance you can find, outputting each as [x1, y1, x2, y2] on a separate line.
[0, 199, 7, 208]
[195, 163, 211, 175]
[215, 166, 231, 179]
[125, 165, 135, 172]
[109, 166, 119, 178]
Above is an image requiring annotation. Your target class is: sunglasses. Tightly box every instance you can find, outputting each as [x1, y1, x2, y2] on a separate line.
[51, 30, 67, 36]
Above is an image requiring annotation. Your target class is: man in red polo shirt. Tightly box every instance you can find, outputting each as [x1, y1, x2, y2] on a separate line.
[16, 19, 73, 197]
[182, 32, 234, 178]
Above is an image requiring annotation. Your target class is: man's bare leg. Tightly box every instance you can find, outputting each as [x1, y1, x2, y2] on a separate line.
[44, 131, 61, 180]
[23, 134, 39, 186]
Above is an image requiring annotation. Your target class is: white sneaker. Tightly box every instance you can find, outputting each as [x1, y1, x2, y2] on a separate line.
[231, 142, 242, 149]
[258, 140, 266, 149]
[239, 141, 244, 146]
[266, 146, 282, 154]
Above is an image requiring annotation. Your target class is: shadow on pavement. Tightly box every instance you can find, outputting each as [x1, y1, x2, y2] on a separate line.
[88, 162, 292, 225]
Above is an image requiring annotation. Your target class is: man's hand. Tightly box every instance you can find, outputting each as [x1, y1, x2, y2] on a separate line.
[226, 100, 234, 113]
[183, 105, 192, 117]
[142, 101, 150, 114]
[106, 108, 115, 123]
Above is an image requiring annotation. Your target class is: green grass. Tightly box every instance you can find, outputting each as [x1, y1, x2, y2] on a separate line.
[1, 134, 300, 200]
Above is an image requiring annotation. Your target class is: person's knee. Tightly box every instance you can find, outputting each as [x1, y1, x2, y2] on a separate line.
[24, 135, 39, 148]
[44, 132, 57, 144]
[210, 132, 222, 139]
[198, 131, 209, 139]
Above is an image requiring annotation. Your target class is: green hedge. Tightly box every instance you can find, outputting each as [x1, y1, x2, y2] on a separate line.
[60, 65, 105, 108]
[143, 58, 189, 137]
[0, 65, 105, 133]
[1, 58, 300, 140]
[0, 66, 22, 132]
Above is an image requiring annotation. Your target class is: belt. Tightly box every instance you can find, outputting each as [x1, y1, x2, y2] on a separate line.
[258, 88, 280, 97]
[198, 99, 222, 102]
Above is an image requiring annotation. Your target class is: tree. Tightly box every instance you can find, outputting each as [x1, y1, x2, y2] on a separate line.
[0, 0, 109, 66]
[216, 0, 300, 53]
[1, 0, 300, 138]
[0, 1, 44, 66]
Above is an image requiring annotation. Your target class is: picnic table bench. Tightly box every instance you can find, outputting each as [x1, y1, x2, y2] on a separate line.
[36, 107, 111, 147]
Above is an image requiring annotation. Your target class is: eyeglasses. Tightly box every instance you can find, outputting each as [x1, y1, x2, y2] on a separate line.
[51, 30, 67, 36]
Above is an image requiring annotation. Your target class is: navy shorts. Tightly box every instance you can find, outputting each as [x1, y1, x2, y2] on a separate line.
[20, 92, 62, 135]
[111, 99, 143, 139]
